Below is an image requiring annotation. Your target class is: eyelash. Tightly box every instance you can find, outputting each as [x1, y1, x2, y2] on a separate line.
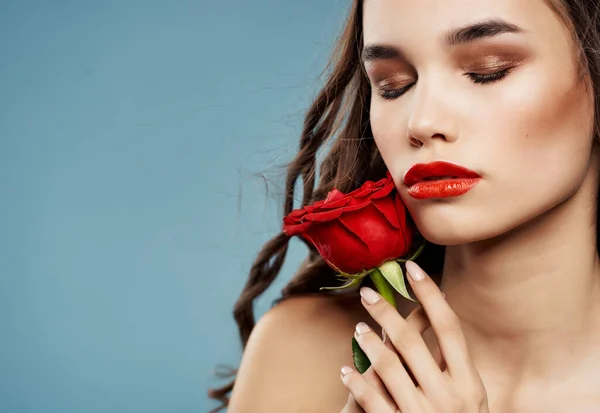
[377, 68, 512, 101]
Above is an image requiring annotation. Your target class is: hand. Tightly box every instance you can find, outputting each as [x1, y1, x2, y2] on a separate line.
[340, 305, 432, 413]
[339, 260, 489, 413]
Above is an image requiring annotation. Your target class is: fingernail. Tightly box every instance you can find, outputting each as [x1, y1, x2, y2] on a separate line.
[341, 366, 354, 376]
[355, 322, 371, 335]
[360, 287, 381, 304]
[406, 260, 426, 281]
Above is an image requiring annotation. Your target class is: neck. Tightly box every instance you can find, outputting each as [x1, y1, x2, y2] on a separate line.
[440, 168, 600, 384]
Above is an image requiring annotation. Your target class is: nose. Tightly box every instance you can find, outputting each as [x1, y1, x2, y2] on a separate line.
[406, 77, 459, 148]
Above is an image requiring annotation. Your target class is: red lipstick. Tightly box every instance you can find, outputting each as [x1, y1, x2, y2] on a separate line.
[403, 160, 481, 200]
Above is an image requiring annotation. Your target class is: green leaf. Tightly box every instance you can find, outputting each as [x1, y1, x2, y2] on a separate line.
[352, 336, 371, 374]
[319, 277, 361, 291]
[377, 260, 417, 303]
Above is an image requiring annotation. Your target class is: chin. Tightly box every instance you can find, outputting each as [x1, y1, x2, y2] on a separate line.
[416, 224, 485, 246]
[408, 205, 509, 246]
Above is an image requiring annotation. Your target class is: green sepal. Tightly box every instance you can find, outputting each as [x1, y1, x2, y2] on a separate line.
[319, 277, 362, 291]
[395, 239, 427, 263]
[352, 336, 370, 374]
[338, 269, 371, 280]
[377, 260, 418, 303]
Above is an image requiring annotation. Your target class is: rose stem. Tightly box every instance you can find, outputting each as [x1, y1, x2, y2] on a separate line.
[368, 268, 397, 309]
[368, 268, 396, 343]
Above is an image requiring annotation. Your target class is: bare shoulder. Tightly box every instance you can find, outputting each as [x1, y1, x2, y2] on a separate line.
[227, 293, 369, 413]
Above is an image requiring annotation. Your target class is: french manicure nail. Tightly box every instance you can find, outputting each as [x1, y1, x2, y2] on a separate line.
[406, 260, 426, 281]
[355, 322, 371, 335]
[360, 287, 381, 304]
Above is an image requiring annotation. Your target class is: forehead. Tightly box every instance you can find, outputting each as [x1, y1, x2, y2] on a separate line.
[362, 0, 558, 45]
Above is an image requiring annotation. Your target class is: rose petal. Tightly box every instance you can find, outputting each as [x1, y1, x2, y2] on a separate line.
[282, 221, 313, 236]
[304, 208, 345, 222]
[302, 222, 372, 273]
[338, 204, 392, 260]
[324, 189, 346, 204]
[319, 196, 352, 210]
[372, 195, 401, 229]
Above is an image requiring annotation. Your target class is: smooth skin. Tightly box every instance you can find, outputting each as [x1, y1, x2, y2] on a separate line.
[340, 261, 488, 413]
[349, 0, 600, 410]
[228, 0, 600, 411]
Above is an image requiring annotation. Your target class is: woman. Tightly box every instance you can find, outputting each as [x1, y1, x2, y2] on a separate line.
[209, 0, 600, 411]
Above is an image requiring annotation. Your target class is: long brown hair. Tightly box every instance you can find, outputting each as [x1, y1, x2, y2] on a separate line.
[208, 0, 600, 411]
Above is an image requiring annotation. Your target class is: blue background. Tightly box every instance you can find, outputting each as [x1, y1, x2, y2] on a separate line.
[0, 1, 346, 411]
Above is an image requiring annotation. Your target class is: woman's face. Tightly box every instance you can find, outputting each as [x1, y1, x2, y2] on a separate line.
[363, 0, 596, 245]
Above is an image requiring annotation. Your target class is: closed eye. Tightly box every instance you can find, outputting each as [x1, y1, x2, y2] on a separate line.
[376, 68, 512, 100]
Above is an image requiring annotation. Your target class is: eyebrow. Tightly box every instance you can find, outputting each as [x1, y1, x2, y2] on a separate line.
[361, 18, 526, 63]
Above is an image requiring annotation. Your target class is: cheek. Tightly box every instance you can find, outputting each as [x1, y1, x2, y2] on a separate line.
[370, 101, 411, 174]
[483, 65, 594, 200]
[382, 65, 594, 244]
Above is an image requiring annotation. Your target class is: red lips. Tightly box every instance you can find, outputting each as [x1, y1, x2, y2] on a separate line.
[403, 161, 480, 186]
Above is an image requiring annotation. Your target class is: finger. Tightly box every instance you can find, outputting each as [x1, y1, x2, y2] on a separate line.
[419, 324, 447, 370]
[407, 305, 447, 369]
[382, 329, 417, 386]
[362, 365, 397, 410]
[341, 366, 397, 413]
[405, 305, 431, 335]
[383, 306, 433, 385]
[353, 322, 421, 412]
[405, 260, 473, 381]
[359, 287, 447, 396]
[340, 393, 364, 413]
[355, 325, 398, 409]
[382, 305, 429, 349]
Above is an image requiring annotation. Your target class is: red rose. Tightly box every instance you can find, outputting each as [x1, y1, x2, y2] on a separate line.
[282, 171, 414, 274]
